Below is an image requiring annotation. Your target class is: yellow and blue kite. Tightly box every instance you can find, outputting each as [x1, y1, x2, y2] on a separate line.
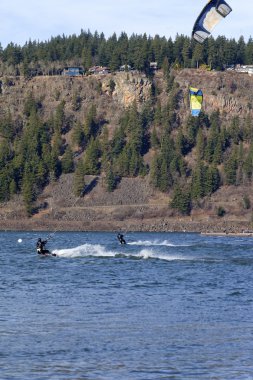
[189, 87, 203, 117]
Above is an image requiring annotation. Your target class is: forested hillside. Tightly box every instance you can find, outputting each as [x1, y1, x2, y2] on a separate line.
[1, 31, 253, 231]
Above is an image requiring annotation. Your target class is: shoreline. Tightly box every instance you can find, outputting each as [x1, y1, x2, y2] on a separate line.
[1, 217, 253, 237]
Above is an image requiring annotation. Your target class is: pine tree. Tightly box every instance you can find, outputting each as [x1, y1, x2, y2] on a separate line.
[158, 158, 173, 192]
[22, 169, 35, 215]
[0, 170, 10, 202]
[111, 126, 126, 157]
[224, 149, 238, 185]
[116, 147, 130, 176]
[171, 184, 191, 215]
[191, 162, 206, 200]
[36, 160, 48, 189]
[205, 165, 220, 195]
[243, 143, 253, 181]
[9, 178, 17, 196]
[182, 39, 191, 68]
[191, 43, 204, 68]
[72, 121, 84, 147]
[105, 166, 117, 192]
[129, 148, 140, 177]
[83, 104, 98, 141]
[23, 92, 37, 117]
[150, 127, 160, 149]
[150, 155, 160, 188]
[74, 160, 85, 196]
[54, 100, 65, 133]
[196, 129, 205, 161]
[83, 138, 100, 174]
[228, 116, 242, 144]
[61, 146, 74, 174]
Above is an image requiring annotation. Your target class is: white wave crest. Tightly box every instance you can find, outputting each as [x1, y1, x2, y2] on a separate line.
[128, 239, 188, 247]
[136, 248, 188, 261]
[52, 243, 115, 258]
[52, 243, 189, 261]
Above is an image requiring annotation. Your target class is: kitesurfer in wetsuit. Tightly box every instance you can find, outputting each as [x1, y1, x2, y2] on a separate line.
[36, 238, 48, 254]
[117, 233, 126, 244]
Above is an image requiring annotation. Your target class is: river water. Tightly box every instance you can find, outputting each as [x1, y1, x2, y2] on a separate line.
[1, 231, 253, 379]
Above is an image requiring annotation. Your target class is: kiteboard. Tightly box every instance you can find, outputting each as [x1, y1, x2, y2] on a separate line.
[37, 250, 57, 257]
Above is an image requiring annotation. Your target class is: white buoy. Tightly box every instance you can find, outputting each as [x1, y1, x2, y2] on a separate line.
[18, 238, 22, 243]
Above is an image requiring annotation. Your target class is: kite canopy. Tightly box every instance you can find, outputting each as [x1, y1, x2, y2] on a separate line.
[192, 0, 232, 43]
[189, 87, 203, 117]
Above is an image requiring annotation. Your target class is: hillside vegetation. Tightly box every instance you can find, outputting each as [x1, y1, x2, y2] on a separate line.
[1, 31, 253, 232]
[0, 68, 253, 232]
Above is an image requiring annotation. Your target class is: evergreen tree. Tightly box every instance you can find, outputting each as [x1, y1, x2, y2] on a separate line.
[54, 100, 65, 133]
[171, 184, 191, 215]
[191, 162, 207, 200]
[9, 178, 17, 196]
[105, 166, 117, 192]
[74, 160, 85, 196]
[224, 148, 238, 185]
[116, 147, 130, 176]
[129, 148, 142, 176]
[158, 158, 173, 192]
[111, 126, 126, 157]
[0, 170, 10, 202]
[228, 116, 242, 144]
[61, 146, 74, 173]
[182, 39, 191, 68]
[243, 143, 253, 181]
[205, 165, 220, 195]
[150, 155, 160, 188]
[191, 43, 204, 68]
[150, 127, 160, 149]
[0, 111, 15, 140]
[23, 92, 38, 117]
[83, 104, 98, 141]
[196, 129, 205, 161]
[72, 121, 84, 147]
[83, 137, 100, 174]
[22, 168, 35, 215]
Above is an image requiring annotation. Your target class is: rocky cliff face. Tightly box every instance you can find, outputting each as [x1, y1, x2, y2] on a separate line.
[0, 71, 152, 125]
[1, 69, 252, 124]
[101, 71, 151, 107]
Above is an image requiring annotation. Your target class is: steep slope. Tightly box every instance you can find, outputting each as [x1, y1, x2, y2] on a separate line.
[1, 69, 253, 233]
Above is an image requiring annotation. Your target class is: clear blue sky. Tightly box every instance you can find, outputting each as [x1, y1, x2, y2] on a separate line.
[0, 0, 251, 48]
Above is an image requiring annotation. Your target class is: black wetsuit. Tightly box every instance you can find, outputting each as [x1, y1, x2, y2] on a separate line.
[117, 234, 126, 244]
[36, 239, 48, 254]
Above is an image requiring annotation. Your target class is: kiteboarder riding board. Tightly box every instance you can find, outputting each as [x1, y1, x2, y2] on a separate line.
[36, 238, 57, 257]
[117, 233, 126, 244]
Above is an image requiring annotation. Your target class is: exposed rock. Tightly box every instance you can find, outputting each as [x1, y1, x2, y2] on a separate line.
[101, 71, 151, 107]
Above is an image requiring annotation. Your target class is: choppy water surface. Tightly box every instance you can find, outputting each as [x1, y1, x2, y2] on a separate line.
[1, 231, 253, 379]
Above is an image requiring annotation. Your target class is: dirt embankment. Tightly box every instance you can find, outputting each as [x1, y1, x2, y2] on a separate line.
[1, 174, 253, 235]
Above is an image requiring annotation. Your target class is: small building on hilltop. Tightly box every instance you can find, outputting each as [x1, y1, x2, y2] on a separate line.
[62, 67, 84, 76]
[88, 66, 110, 75]
[119, 64, 133, 71]
[150, 62, 158, 71]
